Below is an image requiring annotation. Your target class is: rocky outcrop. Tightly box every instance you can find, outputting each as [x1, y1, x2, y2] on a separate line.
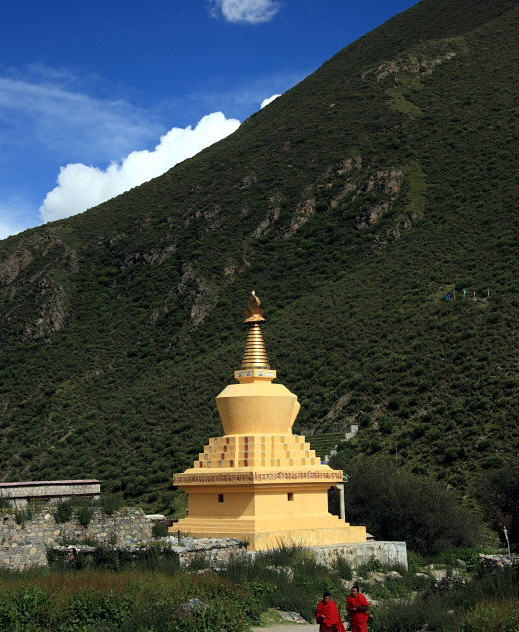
[331, 155, 363, 208]
[325, 393, 353, 422]
[478, 554, 519, 573]
[353, 170, 403, 230]
[184, 204, 221, 233]
[0, 247, 33, 286]
[361, 37, 467, 82]
[120, 242, 176, 270]
[163, 535, 244, 566]
[23, 276, 69, 339]
[237, 174, 257, 189]
[0, 232, 74, 287]
[150, 262, 216, 328]
[251, 193, 282, 239]
[284, 191, 316, 238]
[0, 232, 77, 339]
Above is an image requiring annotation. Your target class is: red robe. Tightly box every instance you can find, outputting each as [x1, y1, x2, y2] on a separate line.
[316, 599, 346, 632]
[346, 593, 370, 632]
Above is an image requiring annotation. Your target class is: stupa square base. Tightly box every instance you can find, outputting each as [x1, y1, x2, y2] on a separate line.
[171, 516, 366, 551]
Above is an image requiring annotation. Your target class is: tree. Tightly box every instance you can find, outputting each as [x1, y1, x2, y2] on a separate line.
[330, 454, 481, 555]
[474, 461, 519, 552]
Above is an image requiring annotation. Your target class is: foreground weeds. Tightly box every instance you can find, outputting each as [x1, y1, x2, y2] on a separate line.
[0, 548, 518, 632]
[372, 567, 519, 632]
[0, 569, 255, 632]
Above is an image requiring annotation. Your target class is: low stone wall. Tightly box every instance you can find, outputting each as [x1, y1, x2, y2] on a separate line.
[169, 538, 407, 570]
[49, 537, 246, 569]
[0, 507, 153, 570]
[313, 541, 408, 570]
[165, 536, 245, 566]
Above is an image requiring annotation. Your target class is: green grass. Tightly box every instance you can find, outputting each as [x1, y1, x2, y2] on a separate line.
[371, 567, 519, 632]
[306, 432, 345, 459]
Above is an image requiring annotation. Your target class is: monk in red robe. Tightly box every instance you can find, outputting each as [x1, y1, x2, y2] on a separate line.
[346, 585, 370, 632]
[316, 592, 346, 632]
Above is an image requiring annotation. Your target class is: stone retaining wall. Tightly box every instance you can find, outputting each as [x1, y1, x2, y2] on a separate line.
[0, 507, 153, 570]
[1, 505, 406, 572]
[50, 537, 245, 569]
[313, 541, 408, 569]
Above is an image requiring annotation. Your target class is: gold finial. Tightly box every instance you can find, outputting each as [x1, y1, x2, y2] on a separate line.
[241, 291, 270, 370]
[244, 289, 266, 323]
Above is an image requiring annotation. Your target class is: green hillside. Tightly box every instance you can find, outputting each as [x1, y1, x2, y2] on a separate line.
[0, 0, 517, 514]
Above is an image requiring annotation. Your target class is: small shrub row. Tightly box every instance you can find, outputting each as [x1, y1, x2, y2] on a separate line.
[48, 544, 180, 573]
[54, 494, 124, 526]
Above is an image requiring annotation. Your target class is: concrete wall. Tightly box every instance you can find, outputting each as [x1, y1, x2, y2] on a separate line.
[172, 538, 407, 570]
[0, 507, 152, 570]
[313, 541, 408, 570]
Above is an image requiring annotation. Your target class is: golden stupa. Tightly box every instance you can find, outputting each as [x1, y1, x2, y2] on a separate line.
[172, 292, 366, 550]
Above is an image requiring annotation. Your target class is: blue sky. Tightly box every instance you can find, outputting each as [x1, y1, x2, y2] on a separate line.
[0, 0, 418, 239]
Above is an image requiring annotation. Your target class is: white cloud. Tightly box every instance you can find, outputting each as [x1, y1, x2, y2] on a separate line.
[0, 74, 159, 161]
[39, 112, 240, 222]
[261, 94, 281, 108]
[210, 0, 280, 24]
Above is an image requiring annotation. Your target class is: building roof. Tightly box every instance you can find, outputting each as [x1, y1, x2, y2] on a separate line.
[0, 480, 101, 487]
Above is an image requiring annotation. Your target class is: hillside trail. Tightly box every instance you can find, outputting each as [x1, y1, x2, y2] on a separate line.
[251, 626, 318, 631]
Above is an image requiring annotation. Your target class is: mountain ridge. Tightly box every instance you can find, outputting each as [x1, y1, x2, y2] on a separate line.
[0, 0, 517, 514]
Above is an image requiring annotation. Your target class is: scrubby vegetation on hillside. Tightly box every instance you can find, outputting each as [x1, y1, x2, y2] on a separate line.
[0, 0, 517, 518]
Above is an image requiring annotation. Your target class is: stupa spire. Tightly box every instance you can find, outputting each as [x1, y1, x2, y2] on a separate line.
[241, 291, 270, 370]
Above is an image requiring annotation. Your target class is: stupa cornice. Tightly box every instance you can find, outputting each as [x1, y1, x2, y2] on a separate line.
[174, 470, 342, 486]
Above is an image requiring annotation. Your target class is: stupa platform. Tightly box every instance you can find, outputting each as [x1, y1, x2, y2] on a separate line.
[174, 519, 366, 551]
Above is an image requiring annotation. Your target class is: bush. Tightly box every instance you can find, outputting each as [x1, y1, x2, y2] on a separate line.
[47, 544, 180, 573]
[473, 460, 519, 549]
[14, 506, 32, 526]
[460, 599, 519, 632]
[332, 555, 353, 580]
[98, 493, 124, 516]
[54, 500, 74, 523]
[331, 455, 481, 555]
[0, 568, 260, 632]
[152, 521, 169, 538]
[0, 587, 53, 630]
[218, 546, 345, 623]
[357, 556, 389, 577]
[187, 553, 211, 571]
[372, 568, 519, 632]
[431, 546, 483, 571]
[76, 501, 94, 527]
